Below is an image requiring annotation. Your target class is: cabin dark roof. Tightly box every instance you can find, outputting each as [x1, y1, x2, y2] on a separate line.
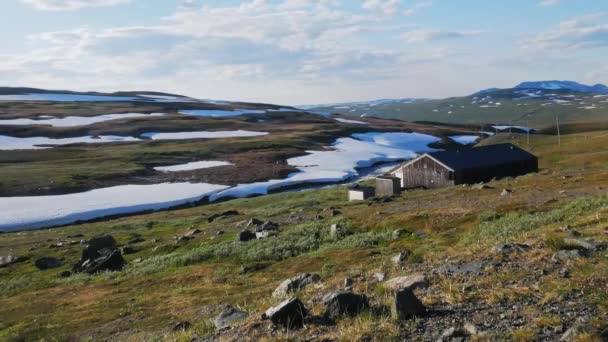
[426, 143, 537, 171]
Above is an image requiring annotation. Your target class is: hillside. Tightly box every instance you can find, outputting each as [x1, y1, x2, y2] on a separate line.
[0, 130, 607, 341]
[308, 82, 608, 132]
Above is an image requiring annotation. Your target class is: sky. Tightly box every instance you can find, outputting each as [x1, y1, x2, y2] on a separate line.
[1, 0, 607, 105]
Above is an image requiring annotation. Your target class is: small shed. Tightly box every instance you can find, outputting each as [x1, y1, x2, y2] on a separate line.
[375, 176, 402, 197]
[348, 185, 374, 201]
[389, 143, 538, 189]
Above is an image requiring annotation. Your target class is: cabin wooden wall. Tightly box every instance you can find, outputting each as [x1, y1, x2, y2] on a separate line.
[398, 156, 454, 189]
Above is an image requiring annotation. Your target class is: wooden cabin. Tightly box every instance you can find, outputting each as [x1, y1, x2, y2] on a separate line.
[375, 176, 402, 197]
[389, 143, 538, 189]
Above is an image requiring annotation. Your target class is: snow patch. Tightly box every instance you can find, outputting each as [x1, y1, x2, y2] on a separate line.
[450, 135, 479, 145]
[141, 130, 269, 140]
[0, 113, 165, 127]
[0, 135, 140, 150]
[334, 118, 366, 124]
[154, 161, 233, 172]
[179, 109, 266, 117]
[0, 183, 229, 232]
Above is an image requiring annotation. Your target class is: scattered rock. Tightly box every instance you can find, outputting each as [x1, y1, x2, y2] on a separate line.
[246, 218, 263, 228]
[73, 235, 125, 274]
[134, 258, 143, 263]
[172, 321, 191, 332]
[437, 260, 489, 275]
[208, 210, 239, 223]
[255, 231, 276, 240]
[391, 288, 426, 320]
[501, 189, 513, 196]
[328, 209, 341, 217]
[563, 238, 605, 256]
[184, 229, 202, 237]
[330, 224, 340, 238]
[552, 250, 582, 262]
[384, 273, 429, 292]
[34, 257, 62, 270]
[343, 278, 354, 289]
[322, 291, 369, 319]
[256, 221, 279, 232]
[58, 270, 71, 278]
[560, 320, 593, 341]
[0, 255, 23, 268]
[176, 235, 194, 243]
[391, 251, 409, 266]
[216, 230, 224, 236]
[262, 297, 308, 329]
[272, 273, 321, 298]
[492, 243, 531, 255]
[214, 305, 248, 330]
[240, 263, 269, 274]
[372, 272, 386, 281]
[236, 230, 256, 242]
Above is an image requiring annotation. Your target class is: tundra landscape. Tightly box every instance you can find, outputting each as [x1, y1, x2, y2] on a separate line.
[1, 1, 608, 341]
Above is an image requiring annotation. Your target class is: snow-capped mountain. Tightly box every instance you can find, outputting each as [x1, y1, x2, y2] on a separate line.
[515, 81, 608, 94]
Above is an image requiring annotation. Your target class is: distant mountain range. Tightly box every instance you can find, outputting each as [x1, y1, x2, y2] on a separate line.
[476, 81, 608, 96]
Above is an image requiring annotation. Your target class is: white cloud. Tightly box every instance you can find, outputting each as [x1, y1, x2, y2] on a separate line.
[539, 0, 560, 6]
[362, 0, 401, 16]
[404, 1, 432, 16]
[400, 29, 483, 43]
[524, 12, 608, 49]
[21, 0, 130, 11]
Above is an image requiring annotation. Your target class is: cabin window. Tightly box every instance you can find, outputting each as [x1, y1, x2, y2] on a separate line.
[448, 171, 454, 180]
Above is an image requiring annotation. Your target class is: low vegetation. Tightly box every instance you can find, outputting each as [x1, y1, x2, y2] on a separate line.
[1, 130, 607, 340]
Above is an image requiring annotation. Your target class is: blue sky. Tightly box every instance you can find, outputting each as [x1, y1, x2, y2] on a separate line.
[1, 0, 607, 104]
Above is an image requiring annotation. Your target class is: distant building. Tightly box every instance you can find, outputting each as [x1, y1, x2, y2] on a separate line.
[348, 185, 374, 201]
[375, 176, 402, 197]
[389, 143, 538, 189]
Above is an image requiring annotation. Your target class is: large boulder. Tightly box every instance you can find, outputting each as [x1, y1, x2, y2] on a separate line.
[272, 273, 321, 298]
[391, 288, 426, 320]
[322, 291, 369, 319]
[262, 297, 308, 329]
[384, 274, 429, 292]
[73, 235, 125, 274]
[34, 257, 62, 270]
[213, 305, 248, 330]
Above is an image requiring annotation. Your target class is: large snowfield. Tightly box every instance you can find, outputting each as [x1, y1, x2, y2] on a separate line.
[0, 132, 440, 231]
[0, 183, 229, 232]
[0, 113, 165, 127]
[179, 109, 266, 117]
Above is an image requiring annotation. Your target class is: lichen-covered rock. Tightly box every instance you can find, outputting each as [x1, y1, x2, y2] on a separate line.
[272, 273, 321, 298]
[322, 291, 369, 318]
[385, 273, 429, 292]
[262, 297, 308, 329]
[214, 305, 248, 330]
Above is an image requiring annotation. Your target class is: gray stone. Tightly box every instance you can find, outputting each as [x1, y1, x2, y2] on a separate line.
[385, 274, 429, 292]
[501, 189, 513, 196]
[373, 272, 386, 281]
[560, 321, 592, 341]
[330, 224, 340, 238]
[552, 250, 582, 261]
[392, 229, 407, 240]
[437, 260, 489, 275]
[246, 218, 263, 228]
[322, 291, 369, 318]
[121, 246, 137, 255]
[34, 257, 62, 270]
[492, 243, 531, 255]
[255, 231, 276, 240]
[214, 305, 248, 330]
[172, 321, 191, 332]
[237, 230, 256, 242]
[262, 297, 308, 329]
[391, 251, 409, 266]
[392, 288, 426, 320]
[183, 229, 202, 237]
[258, 221, 279, 232]
[73, 236, 125, 274]
[272, 273, 321, 298]
[127, 237, 145, 244]
[58, 270, 71, 278]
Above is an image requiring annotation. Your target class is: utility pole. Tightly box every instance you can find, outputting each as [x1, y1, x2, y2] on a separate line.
[526, 117, 530, 148]
[556, 114, 561, 147]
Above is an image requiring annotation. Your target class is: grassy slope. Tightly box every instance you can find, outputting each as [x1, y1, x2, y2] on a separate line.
[312, 92, 608, 131]
[0, 103, 473, 196]
[0, 130, 607, 341]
